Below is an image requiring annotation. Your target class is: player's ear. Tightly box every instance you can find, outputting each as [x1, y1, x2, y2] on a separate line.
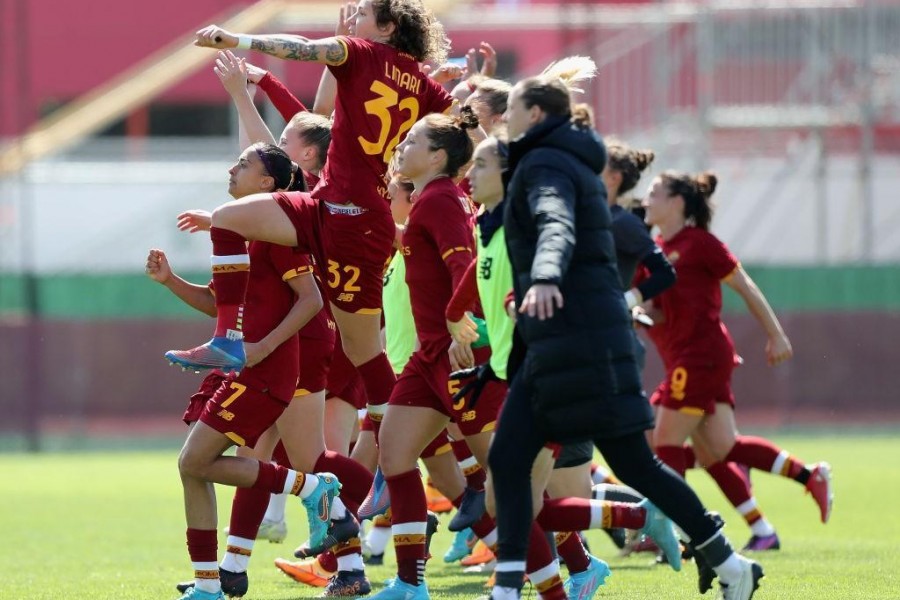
[377, 19, 396, 38]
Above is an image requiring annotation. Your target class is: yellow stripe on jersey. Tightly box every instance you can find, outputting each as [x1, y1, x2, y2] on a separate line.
[282, 265, 313, 281]
[293, 388, 311, 398]
[441, 246, 472, 260]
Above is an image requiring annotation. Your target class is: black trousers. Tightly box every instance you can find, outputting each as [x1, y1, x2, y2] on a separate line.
[488, 368, 722, 569]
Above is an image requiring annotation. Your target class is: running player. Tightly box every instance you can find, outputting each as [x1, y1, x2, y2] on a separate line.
[642, 170, 833, 544]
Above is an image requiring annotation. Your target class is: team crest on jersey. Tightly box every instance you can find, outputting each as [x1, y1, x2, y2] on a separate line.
[458, 195, 474, 214]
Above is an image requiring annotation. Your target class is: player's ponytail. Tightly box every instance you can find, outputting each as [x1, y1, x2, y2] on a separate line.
[606, 138, 656, 196]
[660, 169, 717, 230]
[252, 143, 308, 193]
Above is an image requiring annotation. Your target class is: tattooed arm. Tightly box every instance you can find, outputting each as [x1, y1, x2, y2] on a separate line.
[195, 25, 347, 66]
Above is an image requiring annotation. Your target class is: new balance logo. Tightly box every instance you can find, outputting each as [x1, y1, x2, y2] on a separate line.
[479, 257, 493, 280]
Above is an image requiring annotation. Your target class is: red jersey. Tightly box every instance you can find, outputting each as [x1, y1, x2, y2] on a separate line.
[313, 36, 454, 212]
[645, 227, 740, 369]
[304, 170, 320, 194]
[402, 177, 475, 361]
[258, 71, 307, 122]
[211, 241, 310, 400]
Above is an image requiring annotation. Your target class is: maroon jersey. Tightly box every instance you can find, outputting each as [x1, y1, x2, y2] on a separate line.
[211, 241, 311, 401]
[304, 170, 320, 192]
[645, 227, 740, 369]
[402, 177, 475, 361]
[313, 36, 454, 212]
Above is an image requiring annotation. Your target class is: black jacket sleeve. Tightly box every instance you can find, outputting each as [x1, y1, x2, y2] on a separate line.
[635, 246, 676, 301]
[525, 165, 577, 285]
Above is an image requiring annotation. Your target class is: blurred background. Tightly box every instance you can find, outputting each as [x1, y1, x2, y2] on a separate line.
[1, 0, 898, 452]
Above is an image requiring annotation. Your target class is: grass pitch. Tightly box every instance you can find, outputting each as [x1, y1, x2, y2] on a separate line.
[3, 432, 899, 599]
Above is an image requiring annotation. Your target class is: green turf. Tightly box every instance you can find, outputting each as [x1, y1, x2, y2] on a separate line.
[3, 433, 899, 599]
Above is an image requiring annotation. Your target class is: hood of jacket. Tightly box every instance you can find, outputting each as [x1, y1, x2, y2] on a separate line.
[507, 115, 607, 177]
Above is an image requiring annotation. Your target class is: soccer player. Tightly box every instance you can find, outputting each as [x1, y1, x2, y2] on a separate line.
[642, 171, 834, 545]
[147, 143, 344, 600]
[168, 0, 455, 449]
[489, 73, 765, 600]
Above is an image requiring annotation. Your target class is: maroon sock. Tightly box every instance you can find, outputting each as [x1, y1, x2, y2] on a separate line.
[555, 531, 590, 574]
[526, 524, 566, 600]
[272, 441, 292, 468]
[606, 501, 647, 530]
[228, 487, 270, 540]
[314, 450, 373, 515]
[210, 226, 250, 337]
[386, 469, 427, 586]
[319, 551, 338, 572]
[706, 461, 753, 507]
[536, 497, 592, 531]
[683, 445, 697, 470]
[356, 353, 396, 439]
[656, 445, 687, 477]
[727, 435, 808, 481]
[251, 461, 289, 494]
[186, 527, 218, 574]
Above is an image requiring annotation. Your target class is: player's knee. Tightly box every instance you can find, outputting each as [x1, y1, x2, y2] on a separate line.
[178, 447, 209, 479]
[377, 434, 418, 477]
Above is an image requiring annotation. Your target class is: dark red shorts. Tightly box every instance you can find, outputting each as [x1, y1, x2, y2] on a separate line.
[298, 335, 334, 394]
[184, 371, 227, 424]
[421, 429, 452, 459]
[274, 192, 394, 314]
[198, 373, 289, 448]
[650, 362, 735, 416]
[326, 340, 368, 409]
[389, 349, 505, 437]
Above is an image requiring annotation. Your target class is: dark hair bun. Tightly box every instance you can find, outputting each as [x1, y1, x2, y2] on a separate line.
[458, 105, 480, 131]
[634, 150, 655, 172]
[697, 171, 718, 198]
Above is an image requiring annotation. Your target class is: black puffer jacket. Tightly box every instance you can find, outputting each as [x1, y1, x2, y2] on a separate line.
[503, 115, 653, 442]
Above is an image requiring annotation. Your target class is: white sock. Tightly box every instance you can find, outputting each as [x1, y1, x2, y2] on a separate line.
[481, 527, 498, 547]
[588, 500, 606, 529]
[192, 562, 221, 593]
[750, 518, 776, 537]
[713, 553, 746, 585]
[295, 473, 320, 498]
[264, 492, 288, 523]
[591, 465, 611, 485]
[366, 525, 391, 555]
[337, 552, 365, 571]
[220, 535, 253, 573]
[491, 586, 521, 600]
[331, 496, 348, 520]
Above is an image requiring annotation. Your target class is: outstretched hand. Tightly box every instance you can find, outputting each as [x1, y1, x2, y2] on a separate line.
[195, 25, 238, 49]
[177, 210, 213, 234]
[214, 50, 249, 97]
[145, 249, 172, 284]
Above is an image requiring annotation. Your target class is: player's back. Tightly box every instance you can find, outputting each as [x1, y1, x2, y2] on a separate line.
[313, 37, 453, 212]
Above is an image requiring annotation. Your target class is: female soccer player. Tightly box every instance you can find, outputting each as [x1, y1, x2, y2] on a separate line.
[148, 143, 343, 600]
[168, 0, 454, 444]
[488, 74, 765, 600]
[642, 170, 833, 542]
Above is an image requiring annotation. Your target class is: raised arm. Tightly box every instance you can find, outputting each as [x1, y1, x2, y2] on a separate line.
[214, 51, 276, 146]
[724, 266, 793, 366]
[195, 25, 347, 66]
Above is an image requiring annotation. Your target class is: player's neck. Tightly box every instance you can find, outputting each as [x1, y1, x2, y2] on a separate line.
[411, 172, 449, 193]
[658, 218, 686, 241]
[481, 194, 503, 213]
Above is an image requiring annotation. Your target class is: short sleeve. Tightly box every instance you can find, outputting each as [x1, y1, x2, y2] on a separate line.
[327, 36, 369, 79]
[701, 231, 739, 280]
[268, 245, 314, 282]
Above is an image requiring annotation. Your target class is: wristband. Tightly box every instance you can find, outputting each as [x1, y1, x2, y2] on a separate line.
[624, 289, 642, 310]
[236, 35, 253, 50]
